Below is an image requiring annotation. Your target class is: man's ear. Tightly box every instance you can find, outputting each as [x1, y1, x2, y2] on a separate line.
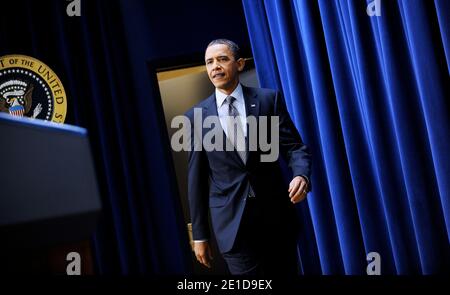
[237, 58, 246, 72]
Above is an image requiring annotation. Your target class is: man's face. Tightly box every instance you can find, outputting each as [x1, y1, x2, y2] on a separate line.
[205, 44, 245, 94]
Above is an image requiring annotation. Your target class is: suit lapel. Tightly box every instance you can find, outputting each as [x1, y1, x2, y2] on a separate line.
[242, 86, 260, 167]
[202, 86, 260, 168]
[242, 85, 260, 122]
[203, 93, 244, 167]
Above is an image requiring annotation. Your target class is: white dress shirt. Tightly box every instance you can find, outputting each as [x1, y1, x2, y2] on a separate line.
[215, 83, 247, 138]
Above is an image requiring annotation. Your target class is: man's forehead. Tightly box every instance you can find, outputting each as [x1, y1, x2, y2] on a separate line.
[205, 45, 232, 59]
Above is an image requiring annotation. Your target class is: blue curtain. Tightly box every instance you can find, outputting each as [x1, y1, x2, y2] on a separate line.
[0, 0, 253, 275]
[243, 0, 449, 274]
[1, 0, 195, 274]
[2, 0, 252, 275]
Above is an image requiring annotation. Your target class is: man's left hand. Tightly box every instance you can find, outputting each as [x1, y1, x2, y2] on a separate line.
[288, 176, 308, 204]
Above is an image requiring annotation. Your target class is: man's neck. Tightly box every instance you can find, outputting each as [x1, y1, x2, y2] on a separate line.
[217, 81, 239, 95]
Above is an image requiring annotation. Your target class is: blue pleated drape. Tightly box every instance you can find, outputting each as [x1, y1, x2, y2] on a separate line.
[2, 0, 253, 275]
[242, 0, 449, 274]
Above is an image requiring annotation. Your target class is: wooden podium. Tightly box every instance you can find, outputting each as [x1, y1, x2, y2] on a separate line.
[0, 114, 102, 274]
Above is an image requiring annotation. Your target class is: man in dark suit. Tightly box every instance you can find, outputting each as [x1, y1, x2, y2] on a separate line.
[185, 39, 311, 275]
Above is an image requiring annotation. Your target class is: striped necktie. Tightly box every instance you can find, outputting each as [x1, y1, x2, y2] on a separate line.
[226, 96, 247, 163]
[225, 96, 255, 198]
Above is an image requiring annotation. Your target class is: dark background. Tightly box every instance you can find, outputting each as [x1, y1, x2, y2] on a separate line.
[1, 0, 448, 276]
[0, 0, 251, 274]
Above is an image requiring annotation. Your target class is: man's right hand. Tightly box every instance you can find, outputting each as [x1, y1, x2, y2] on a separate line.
[194, 241, 213, 268]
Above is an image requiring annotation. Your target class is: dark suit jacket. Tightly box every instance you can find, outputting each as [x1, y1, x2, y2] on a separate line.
[185, 85, 311, 253]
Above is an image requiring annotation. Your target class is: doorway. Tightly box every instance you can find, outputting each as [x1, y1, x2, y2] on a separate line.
[157, 59, 258, 274]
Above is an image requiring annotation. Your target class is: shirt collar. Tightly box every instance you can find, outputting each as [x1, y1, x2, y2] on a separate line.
[215, 83, 243, 108]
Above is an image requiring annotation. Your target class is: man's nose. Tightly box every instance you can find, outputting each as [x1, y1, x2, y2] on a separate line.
[213, 61, 222, 70]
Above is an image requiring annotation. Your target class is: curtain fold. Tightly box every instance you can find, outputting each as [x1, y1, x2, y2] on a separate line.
[1, 0, 193, 274]
[243, 0, 449, 274]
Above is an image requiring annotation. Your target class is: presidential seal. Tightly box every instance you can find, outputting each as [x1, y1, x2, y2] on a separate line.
[0, 55, 67, 123]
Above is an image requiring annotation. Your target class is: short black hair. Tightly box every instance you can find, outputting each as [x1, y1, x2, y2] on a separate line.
[207, 39, 241, 60]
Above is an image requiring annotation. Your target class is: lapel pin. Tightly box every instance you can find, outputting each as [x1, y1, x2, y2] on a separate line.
[251, 104, 256, 107]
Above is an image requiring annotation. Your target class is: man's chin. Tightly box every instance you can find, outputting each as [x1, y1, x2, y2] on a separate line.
[213, 80, 238, 91]
[212, 82, 227, 89]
